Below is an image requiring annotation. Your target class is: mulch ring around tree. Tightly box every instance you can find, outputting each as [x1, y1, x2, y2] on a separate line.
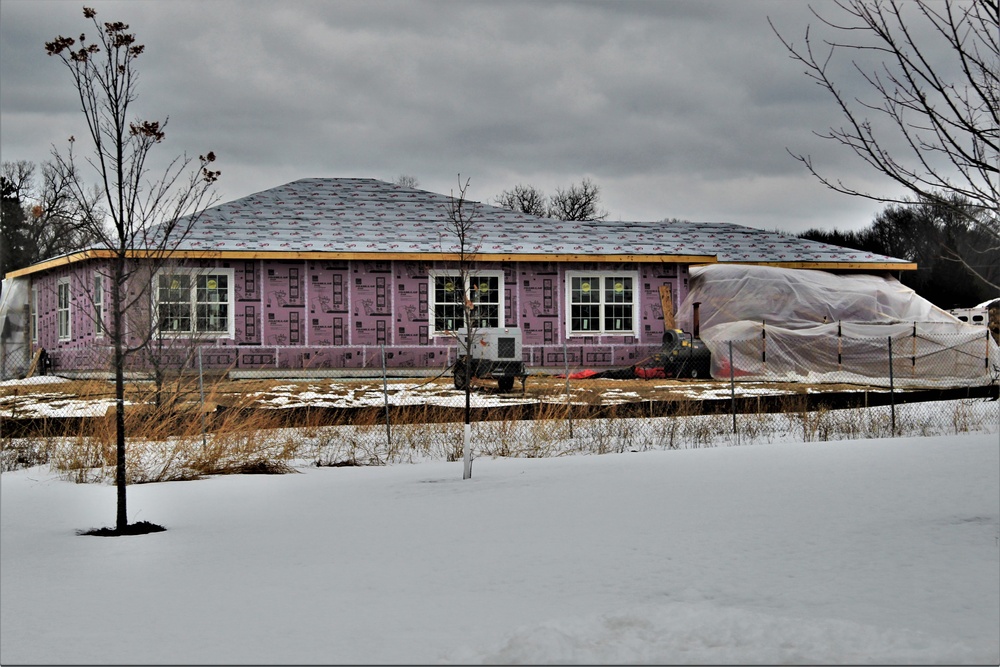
[77, 521, 166, 537]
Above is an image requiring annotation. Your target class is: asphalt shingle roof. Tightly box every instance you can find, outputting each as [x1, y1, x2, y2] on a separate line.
[173, 178, 909, 267]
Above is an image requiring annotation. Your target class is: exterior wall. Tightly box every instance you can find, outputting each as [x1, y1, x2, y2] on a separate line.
[31, 257, 692, 374]
[30, 261, 113, 372]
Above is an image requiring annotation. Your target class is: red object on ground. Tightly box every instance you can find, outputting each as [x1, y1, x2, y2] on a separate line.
[555, 369, 600, 380]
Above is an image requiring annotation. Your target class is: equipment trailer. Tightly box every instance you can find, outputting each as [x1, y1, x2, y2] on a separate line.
[452, 327, 527, 393]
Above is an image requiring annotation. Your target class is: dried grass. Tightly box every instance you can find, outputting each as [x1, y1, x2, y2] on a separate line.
[3, 373, 995, 480]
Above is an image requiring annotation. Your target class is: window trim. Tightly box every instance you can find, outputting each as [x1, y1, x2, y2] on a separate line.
[93, 273, 105, 338]
[153, 267, 235, 338]
[30, 285, 38, 343]
[564, 270, 639, 337]
[428, 269, 505, 335]
[56, 278, 71, 341]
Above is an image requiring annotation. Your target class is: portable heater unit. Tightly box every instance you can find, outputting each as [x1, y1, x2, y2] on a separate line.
[454, 327, 526, 393]
[472, 328, 521, 362]
[662, 328, 712, 379]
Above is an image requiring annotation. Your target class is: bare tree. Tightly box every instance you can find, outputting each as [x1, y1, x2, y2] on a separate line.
[770, 0, 999, 289]
[494, 183, 549, 217]
[444, 175, 483, 480]
[1, 159, 103, 277]
[46, 6, 219, 534]
[393, 174, 420, 189]
[495, 178, 609, 221]
[549, 178, 608, 221]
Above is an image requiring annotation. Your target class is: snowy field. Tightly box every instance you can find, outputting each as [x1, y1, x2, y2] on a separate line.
[2, 428, 998, 664]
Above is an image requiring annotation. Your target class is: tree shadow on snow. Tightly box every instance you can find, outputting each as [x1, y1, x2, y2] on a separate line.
[77, 521, 166, 537]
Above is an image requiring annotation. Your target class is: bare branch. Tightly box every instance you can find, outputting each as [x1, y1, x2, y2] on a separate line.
[769, 0, 998, 232]
[494, 184, 548, 218]
[43, 4, 221, 531]
[549, 178, 608, 221]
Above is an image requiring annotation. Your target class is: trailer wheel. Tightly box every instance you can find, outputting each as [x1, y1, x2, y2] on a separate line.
[497, 376, 514, 393]
[454, 371, 468, 390]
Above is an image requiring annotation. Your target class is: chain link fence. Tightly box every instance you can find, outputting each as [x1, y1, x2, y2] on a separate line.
[2, 328, 998, 477]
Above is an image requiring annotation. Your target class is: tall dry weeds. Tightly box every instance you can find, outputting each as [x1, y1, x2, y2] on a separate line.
[7, 371, 997, 478]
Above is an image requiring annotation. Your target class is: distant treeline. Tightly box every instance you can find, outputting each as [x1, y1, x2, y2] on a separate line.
[799, 195, 999, 310]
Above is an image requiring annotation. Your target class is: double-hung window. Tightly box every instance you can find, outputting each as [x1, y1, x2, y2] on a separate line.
[57, 279, 71, 340]
[155, 269, 234, 337]
[566, 272, 638, 336]
[430, 271, 502, 333]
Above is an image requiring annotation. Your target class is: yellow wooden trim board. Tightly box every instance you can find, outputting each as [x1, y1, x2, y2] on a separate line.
[692, 260, 919, 272]
[4, 249, 916, 279]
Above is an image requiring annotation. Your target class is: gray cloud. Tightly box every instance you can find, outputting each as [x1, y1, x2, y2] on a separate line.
[2, 0, 926, 235]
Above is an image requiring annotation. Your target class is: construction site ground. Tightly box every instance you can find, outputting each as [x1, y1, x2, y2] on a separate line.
[3, 371, 993, 426]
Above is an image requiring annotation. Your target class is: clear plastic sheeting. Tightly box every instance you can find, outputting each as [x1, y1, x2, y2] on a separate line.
[0, 278, 31, 380]
[677, 264, 959, 331]
[676, 265, 1000, 386]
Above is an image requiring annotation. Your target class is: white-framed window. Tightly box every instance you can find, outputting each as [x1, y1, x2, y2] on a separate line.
[57, 278, 71, 340]
[93, 273, 105, 338]
[154, 268, 234, 337]
[429, 270, 504, 333]
[30, 285, 38, 343]
[565, 271, 638, 336]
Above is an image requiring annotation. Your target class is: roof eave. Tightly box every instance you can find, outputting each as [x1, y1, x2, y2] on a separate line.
[696, 260, 918, 272]
[5, 250, 917, 280]
[5, 250, 723, 278]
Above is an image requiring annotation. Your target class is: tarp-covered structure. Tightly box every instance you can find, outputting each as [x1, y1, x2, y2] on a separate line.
[675, 265, 1000, 387]
[0, 278, 31, 380]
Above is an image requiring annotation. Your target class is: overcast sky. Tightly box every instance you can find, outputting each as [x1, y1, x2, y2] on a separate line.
[1, 0, 926, 234]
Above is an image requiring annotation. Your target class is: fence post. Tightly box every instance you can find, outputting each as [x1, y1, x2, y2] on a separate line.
[888, 336, 896, 436]
[729, 340, 737, 439]
[761, 320, 766, 371]
[986, 328, 992, 374]
[564, 341, 573, 438]
[837, 320, 842, 372]
[198, 346, 207, 448]
[380, 344, 392, 450]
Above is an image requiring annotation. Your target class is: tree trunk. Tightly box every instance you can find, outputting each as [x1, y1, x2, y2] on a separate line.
[113, 258, 127, 531]
[462, 339, 472, 479]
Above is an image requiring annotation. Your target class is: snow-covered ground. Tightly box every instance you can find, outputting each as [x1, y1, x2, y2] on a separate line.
[2, 429, 998, 664]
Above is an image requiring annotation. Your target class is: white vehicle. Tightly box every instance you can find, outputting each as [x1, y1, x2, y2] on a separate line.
[948, 306, 988, 326]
